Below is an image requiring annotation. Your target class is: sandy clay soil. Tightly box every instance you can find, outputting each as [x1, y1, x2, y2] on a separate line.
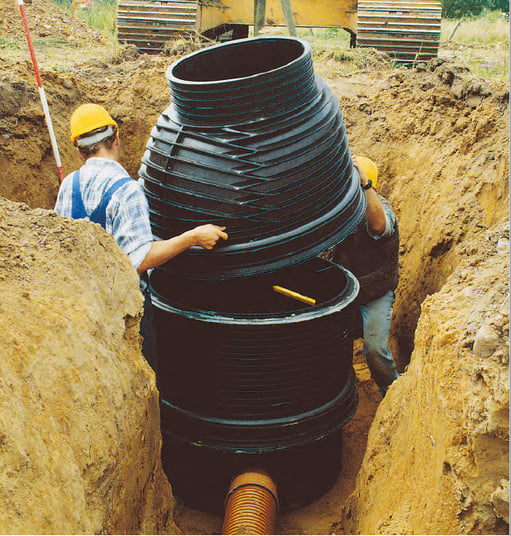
[0, 0, 509, 534]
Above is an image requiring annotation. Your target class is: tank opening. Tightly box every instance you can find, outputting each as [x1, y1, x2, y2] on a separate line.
[171, 38, 305, 82]
[149, 256, 353, 317]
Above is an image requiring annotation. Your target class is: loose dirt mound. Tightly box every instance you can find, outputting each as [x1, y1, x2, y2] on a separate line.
[0, 0, 106, 43]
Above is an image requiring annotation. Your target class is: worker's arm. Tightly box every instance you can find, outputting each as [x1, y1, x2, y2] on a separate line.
[353, 157, 387, 236]
[137, 224, 228, 274]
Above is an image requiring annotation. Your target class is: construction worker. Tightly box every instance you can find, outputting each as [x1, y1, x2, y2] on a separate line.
[326, 156, 399, 396]
[55, 103, 228, 367]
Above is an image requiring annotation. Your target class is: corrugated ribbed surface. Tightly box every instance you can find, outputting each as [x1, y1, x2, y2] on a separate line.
[152, 257, 359, 448]
[140, 37, 366, 279]
[223, 483, 277, 535]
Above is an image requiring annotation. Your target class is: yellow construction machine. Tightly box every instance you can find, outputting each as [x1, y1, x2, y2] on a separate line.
[116, 0, 442, 65]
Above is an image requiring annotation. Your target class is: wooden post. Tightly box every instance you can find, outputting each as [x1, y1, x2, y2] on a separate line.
[279, 0, 297, 36]
[254, 0, 266, 35]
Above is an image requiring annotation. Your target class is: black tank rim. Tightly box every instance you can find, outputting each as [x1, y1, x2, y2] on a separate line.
[149, 261, 359, 325]
[166, 35, 311, 88]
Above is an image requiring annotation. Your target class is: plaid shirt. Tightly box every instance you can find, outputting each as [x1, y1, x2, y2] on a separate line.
[55, 158, 153, 269]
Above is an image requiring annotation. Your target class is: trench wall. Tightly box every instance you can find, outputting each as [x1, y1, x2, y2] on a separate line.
[339, 221, 509, 534]
[338, 61, 509, 368]
[335, 62, 509, 534]
[0, 197, 179, 533]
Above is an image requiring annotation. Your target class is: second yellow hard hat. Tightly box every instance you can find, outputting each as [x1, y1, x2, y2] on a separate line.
[354, 155, 378, 188]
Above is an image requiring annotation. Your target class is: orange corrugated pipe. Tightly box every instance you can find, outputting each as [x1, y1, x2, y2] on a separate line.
[222, 469, 279, 535]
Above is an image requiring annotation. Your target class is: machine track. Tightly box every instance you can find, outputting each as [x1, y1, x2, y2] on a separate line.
[357, 0, 442, 65]
[117, 0, 198, 54]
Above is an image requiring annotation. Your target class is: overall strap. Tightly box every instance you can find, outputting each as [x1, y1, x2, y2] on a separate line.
[70, 169, 133, 230]
[71, 170, 87, 219]
[89, 177, 133, 229]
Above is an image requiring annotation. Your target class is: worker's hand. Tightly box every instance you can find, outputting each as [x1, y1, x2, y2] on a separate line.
[352, 157, 370, 188]
[190, 224, 228, 250]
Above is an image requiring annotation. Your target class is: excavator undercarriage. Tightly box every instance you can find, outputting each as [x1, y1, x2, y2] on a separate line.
[357, 0, 442, 64]
[116, 0, 442, 66]
[117, 0, 198, 54]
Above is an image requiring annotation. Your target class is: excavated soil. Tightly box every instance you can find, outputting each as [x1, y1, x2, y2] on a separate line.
[0, 0, 509, 534]
[0, 196, 179, 534]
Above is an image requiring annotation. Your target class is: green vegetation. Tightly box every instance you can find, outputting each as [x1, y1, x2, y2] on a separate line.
[33, 36, 82, 48]
[441, 10, 509, 43]
[441, 10, 509, 81]
[0, 38, 23, 50]
[443, 0, 509, 19]
[52, 0, 116, 37]
[296, 27, 351, 52]
[296, 28, 387, 76]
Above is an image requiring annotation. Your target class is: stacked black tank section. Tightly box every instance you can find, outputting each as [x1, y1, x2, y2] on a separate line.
[140, 36, 366, 279]
[139, 36, 366, 512]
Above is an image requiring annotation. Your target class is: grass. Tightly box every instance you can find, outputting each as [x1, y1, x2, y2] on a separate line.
[0, 38, 23, 50]
[72, 3, 116, 37]
[33, 37, 82, 48]
[52, 0, 116, 38]
[440, 10, 509, 80]
[441, 10, 509, 44]
[297, 27, 352, 49]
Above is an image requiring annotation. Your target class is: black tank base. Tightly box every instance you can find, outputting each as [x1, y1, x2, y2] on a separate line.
[161, 430, 343, 514]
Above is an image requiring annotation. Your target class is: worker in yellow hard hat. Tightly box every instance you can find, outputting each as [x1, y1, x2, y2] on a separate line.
[58, 102, 227, 269]
[324, 155, 400, 396]
[55, 103, 228, 368]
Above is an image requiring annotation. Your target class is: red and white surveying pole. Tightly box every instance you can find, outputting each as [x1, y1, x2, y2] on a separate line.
[17, 0, 65, 183]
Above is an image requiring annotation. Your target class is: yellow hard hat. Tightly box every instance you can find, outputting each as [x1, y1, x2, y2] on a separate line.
[354, 156, 378, 188]
[70, 103, 118, 143]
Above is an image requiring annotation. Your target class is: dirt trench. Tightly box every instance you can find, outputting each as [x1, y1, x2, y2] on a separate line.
[0, 0, 509, 534]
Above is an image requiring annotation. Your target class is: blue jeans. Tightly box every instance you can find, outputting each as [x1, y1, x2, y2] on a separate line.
[360, 290, 399, 395]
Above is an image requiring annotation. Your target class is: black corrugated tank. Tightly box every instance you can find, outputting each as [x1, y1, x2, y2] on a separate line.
[140, 36, 366, 512]
[150, 257, 359, 511]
